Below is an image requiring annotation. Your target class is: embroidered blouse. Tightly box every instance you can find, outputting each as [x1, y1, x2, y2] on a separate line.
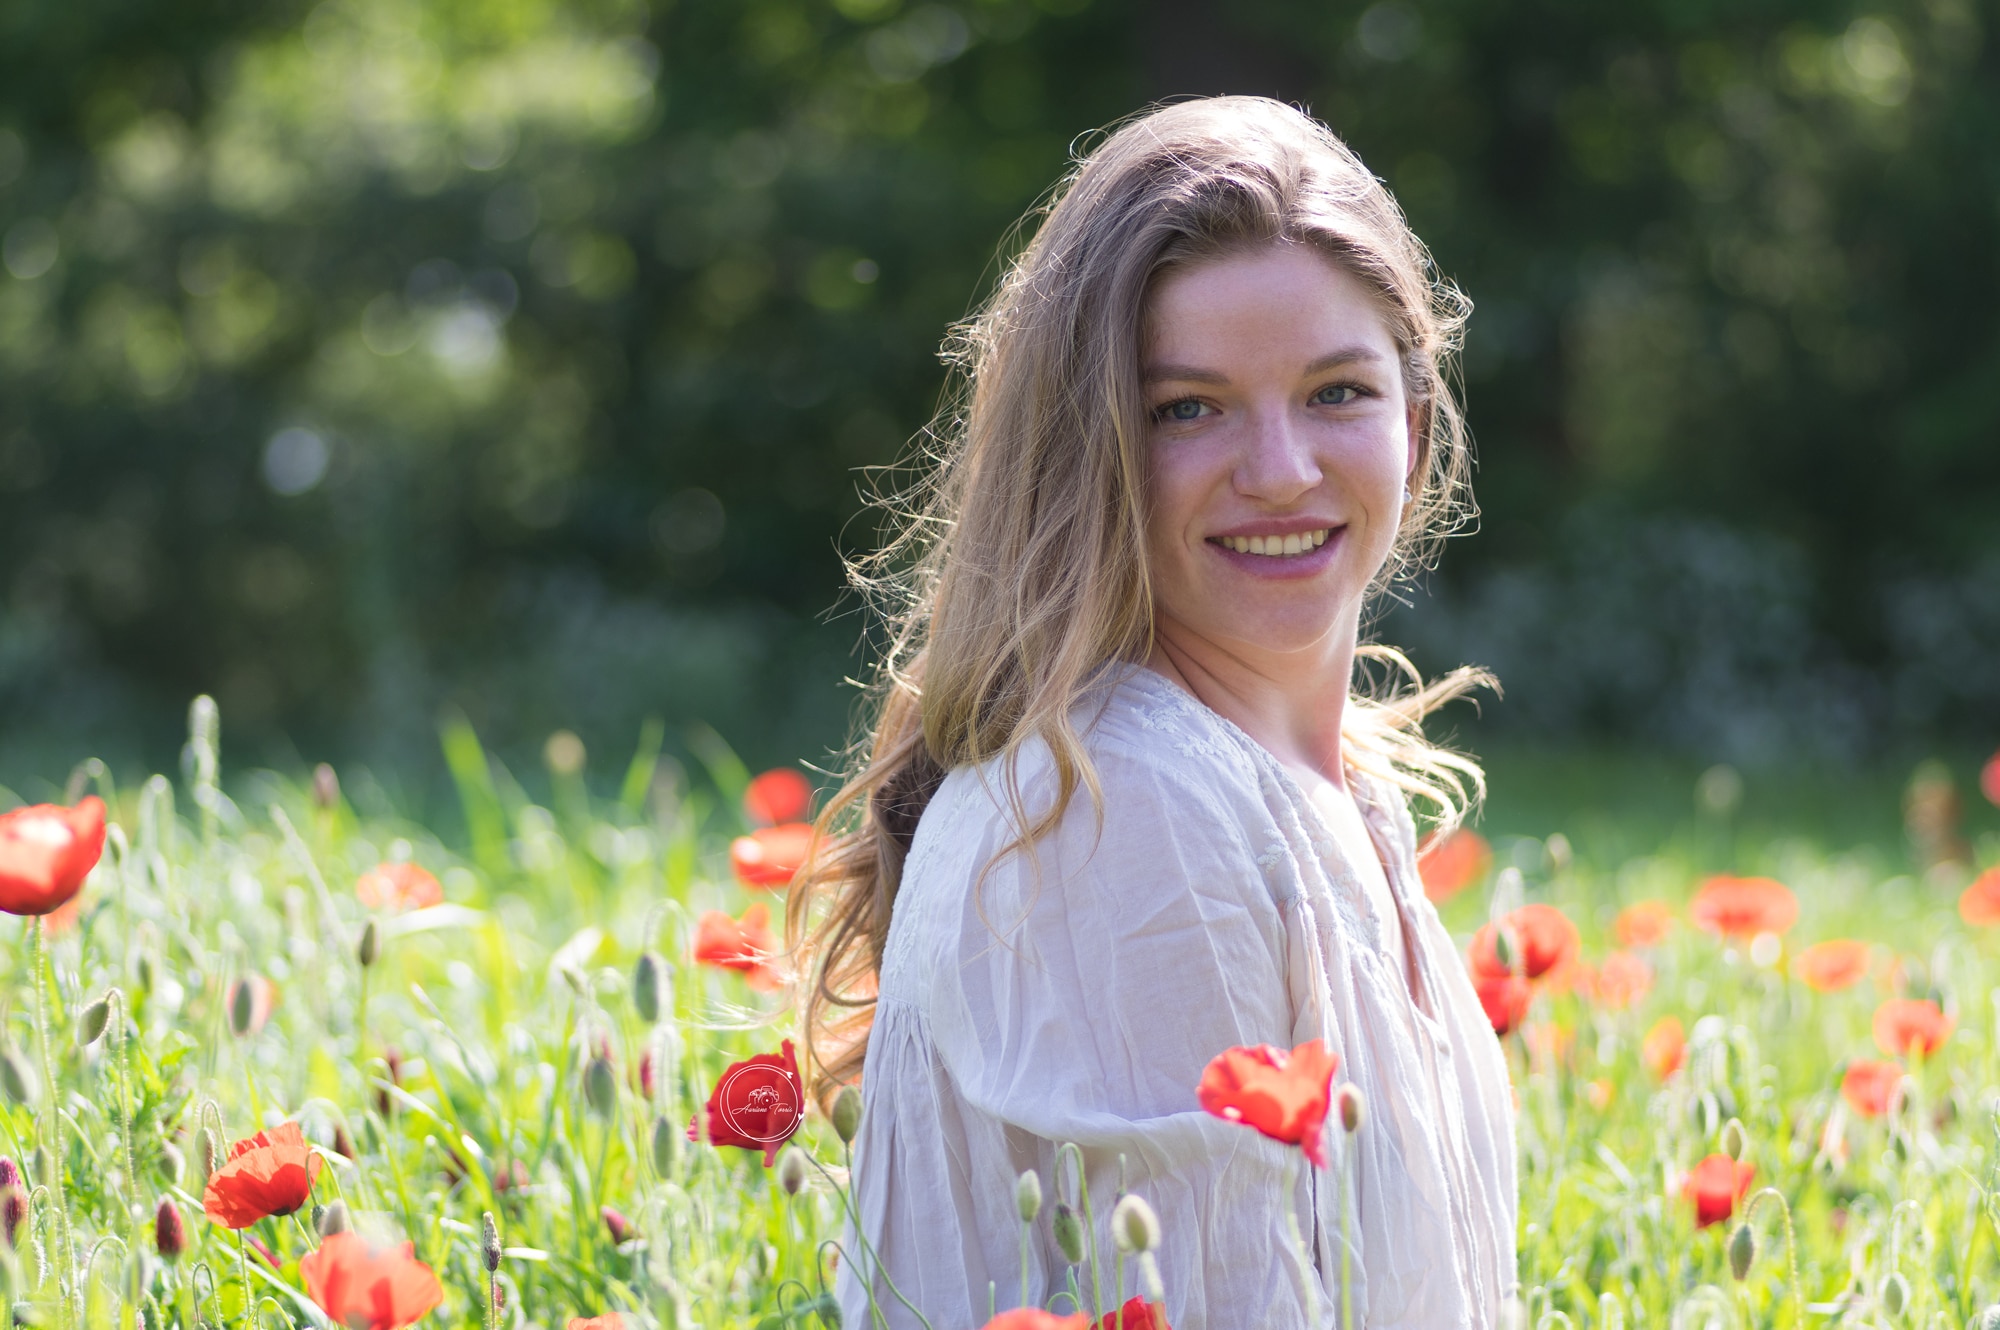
[833, 665, 1518, 1328]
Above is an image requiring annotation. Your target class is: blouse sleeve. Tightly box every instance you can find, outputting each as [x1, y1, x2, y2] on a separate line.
[837, 736, 1337, 1330]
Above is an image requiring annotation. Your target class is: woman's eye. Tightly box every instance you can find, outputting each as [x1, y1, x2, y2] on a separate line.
[1312, 384, 1363, 406]
[1156, 398, 1210, 423]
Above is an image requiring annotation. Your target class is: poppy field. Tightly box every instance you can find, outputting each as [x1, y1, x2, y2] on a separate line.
[4, 700, 2000, 1330]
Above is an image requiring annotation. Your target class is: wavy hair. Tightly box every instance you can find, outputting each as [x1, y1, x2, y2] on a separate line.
[783, 96, 1492, 1106]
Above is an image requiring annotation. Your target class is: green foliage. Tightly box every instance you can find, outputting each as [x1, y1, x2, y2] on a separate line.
[0, 0, 1997, 774]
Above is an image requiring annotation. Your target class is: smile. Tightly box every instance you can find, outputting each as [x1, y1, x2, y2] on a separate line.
[1209, 529, 1331, 558]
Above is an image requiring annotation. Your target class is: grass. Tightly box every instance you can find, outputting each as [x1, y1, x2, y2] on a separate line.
[3, 701, 2000, 1329]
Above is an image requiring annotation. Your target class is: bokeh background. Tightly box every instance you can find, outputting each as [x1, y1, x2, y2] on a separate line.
[2, 0, 1996, 825]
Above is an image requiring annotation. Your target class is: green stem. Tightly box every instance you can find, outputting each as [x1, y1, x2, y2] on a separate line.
[801, 1146, 931, 1330]
[1019, 1214, 1030, 1313]
[32, 919, 75, 1330]
[237, 1230, 252, 1330]
[1285, 1152, 1320, 1329]
[1060, 1144, 1105, 1323]
[111, 993, 138, 1246]
[1340, 1132, 1354, 1330]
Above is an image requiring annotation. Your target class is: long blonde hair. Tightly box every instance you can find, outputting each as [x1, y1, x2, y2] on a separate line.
[784, 95, 1491, 1105]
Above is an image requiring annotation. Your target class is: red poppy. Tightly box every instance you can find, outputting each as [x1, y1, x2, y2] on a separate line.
[1416, 829, 1491, 903]
[691, 903, 784, 991]
[729, 823, 815, 890]
[1680, 1154, 1754, 1228]
[203, 1120, 324, 1228]
[981, 1312, 1090, 1330]
[0, 797, 106, 917]
[1098, 1298, 1170, 1329]
[229, 975, 279, 1036]
[568, 1318, 626, 1330]
[1613, 900, 1675, 949]
[1469, 904, 1580, 982]
[1840, 1060, 1903, 1118]
[356, 862, 443, 913]
[1958, 867, 2000, 928]
[1196, 1039, 1338, 1169]
[1473, 970, 1531, 1036]
[1873, 998, 1953, 1059]
[743, 768, 813, 826]
[1584, 950, 1652, 1009]
[601, 1206, 634, 1245]
[688, 1039, 805, 1166]
[1690, 876, 1797, 939]
[300, 1232, 443, 1330]
[1642, 1017, 1685, 1080]
[1793, 940, 1870, 992]
[1981, 751, 2000, 808]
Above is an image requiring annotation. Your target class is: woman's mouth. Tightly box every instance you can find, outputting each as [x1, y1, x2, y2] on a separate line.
[1207, 528, 1332, 558]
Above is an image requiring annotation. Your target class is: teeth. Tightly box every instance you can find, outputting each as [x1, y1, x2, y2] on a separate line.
[1220, 529, 1329, 557]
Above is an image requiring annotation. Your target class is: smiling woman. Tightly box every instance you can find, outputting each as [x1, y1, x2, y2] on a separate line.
[786, 97, 1512, 1329]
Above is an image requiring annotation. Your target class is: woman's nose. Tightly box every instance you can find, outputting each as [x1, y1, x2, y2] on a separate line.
[1234, 405, 1322, 502]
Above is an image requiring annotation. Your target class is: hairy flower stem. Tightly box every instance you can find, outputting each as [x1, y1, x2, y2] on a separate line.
[1340, 1134, 1354, 1330]
[237, 1230, 252, 1329]
[1742, 1187, 1802, 1324]
[109, 992, 138, 1245]
[1284, 1153, 1321, 1328]
[803, 1146, 932, 1330]
[32, 920, 76, 1330]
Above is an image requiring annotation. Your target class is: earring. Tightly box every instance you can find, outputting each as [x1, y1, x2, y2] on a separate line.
[1403, 485, 1414, 503]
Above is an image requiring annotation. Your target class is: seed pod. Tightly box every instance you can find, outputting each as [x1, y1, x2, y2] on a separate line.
[1336, 1083, 1366, 1135]
[357, 920, 379, 969]
[1720, 1117, 1748, 1162]
[777, 1146, 808, 1197]
[1112, 1193, 1160, 1254]
[317, 1200, 352, 1237]
[191, 1127, 219, 1197]
[1727, 1223, 1755, 1280]
[830, 1086, 862, 1145]
[481, 1212, 502, 1272]
[1882, 1271, 1909, 1317]
[633, 952, 666, 1025]
[154, 1199, 186, 1262]
[650, 1115, 679, 1177]
[0, 1052, 35, 1107]
[1015, 1169, 1042, 1224]
[228, 979, 255, 1037]
[157, 1142, 184, 1186]
[584, 1056, 617, 1118]
[1052, 1203, 1085, 1266]
[77, 995, 112, 1047]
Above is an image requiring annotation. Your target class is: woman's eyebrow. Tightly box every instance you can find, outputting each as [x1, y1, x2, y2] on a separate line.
[1142, 346, 1386, 386]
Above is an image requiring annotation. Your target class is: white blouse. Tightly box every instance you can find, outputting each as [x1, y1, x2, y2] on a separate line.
[833, 666, 1518, 1329]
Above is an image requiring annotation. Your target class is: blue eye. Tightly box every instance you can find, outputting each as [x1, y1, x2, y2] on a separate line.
[1313, 384, 1362, 406]
[1157, 398, 1208, 422]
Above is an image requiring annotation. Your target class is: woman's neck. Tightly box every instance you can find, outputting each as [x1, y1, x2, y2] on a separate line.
[1144, 618, 1358, 789]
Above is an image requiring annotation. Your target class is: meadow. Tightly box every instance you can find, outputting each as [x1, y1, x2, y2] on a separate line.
[3, 697, 2000, 1330]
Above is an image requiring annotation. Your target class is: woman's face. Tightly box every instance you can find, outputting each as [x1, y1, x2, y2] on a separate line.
[1140, 243, 1417, 671]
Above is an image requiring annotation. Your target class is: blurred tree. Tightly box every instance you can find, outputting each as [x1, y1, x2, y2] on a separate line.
[0, 0, 1995, 782]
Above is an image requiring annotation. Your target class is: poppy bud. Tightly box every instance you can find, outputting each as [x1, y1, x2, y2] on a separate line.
[316, 1200, 351, 1237]
[228, 979, 255, 1037]
[1111, 1194, 1159, 1254]
[154, 1198, 186, 1262]
[481, 1212, 502, 1272]
[357, 920, 379, 969]
[777, 1146, 808, 1197]
[333, 1125, 357, 1160]
[601, 1206, 633, 1245]
[1, 1186, 25, 1246]
[136, 948, 157, 992]
[0, 1051, 35, 1107]
[1978, 1306, 2000, 1330]
[584, 1056, 617, 1118]
[77, 995, 112, 1047]
[633, 952, 666, 1025]
[1727, 1223, 1754, 1281]
[650, 1115, 679, 1177]
[1336, 1083, 1366, 1135]
[830, 1086, 862, 1145]
[311, 763, 340, 810]
[1052, 1203, 1085, 1265]
[191, 1127, 218, 1196]
[1493, 927, 1516, 973]
[0, 1159, 20, 1190]
[816, 1299, 842, 1330]
[30, 1146, 52, 1189]
[1015, 1169, 1042, 1224]
[157, 1142, 184, 1186]
[1720, 1117, 1748, 1162]
[1882, 1272, 1909, 1317]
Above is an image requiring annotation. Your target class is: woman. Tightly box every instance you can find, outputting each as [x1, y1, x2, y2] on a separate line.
[787, 96, 1517, 1328]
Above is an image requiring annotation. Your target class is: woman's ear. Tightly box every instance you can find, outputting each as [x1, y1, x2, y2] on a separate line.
[1405, 401, 1425, 494]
